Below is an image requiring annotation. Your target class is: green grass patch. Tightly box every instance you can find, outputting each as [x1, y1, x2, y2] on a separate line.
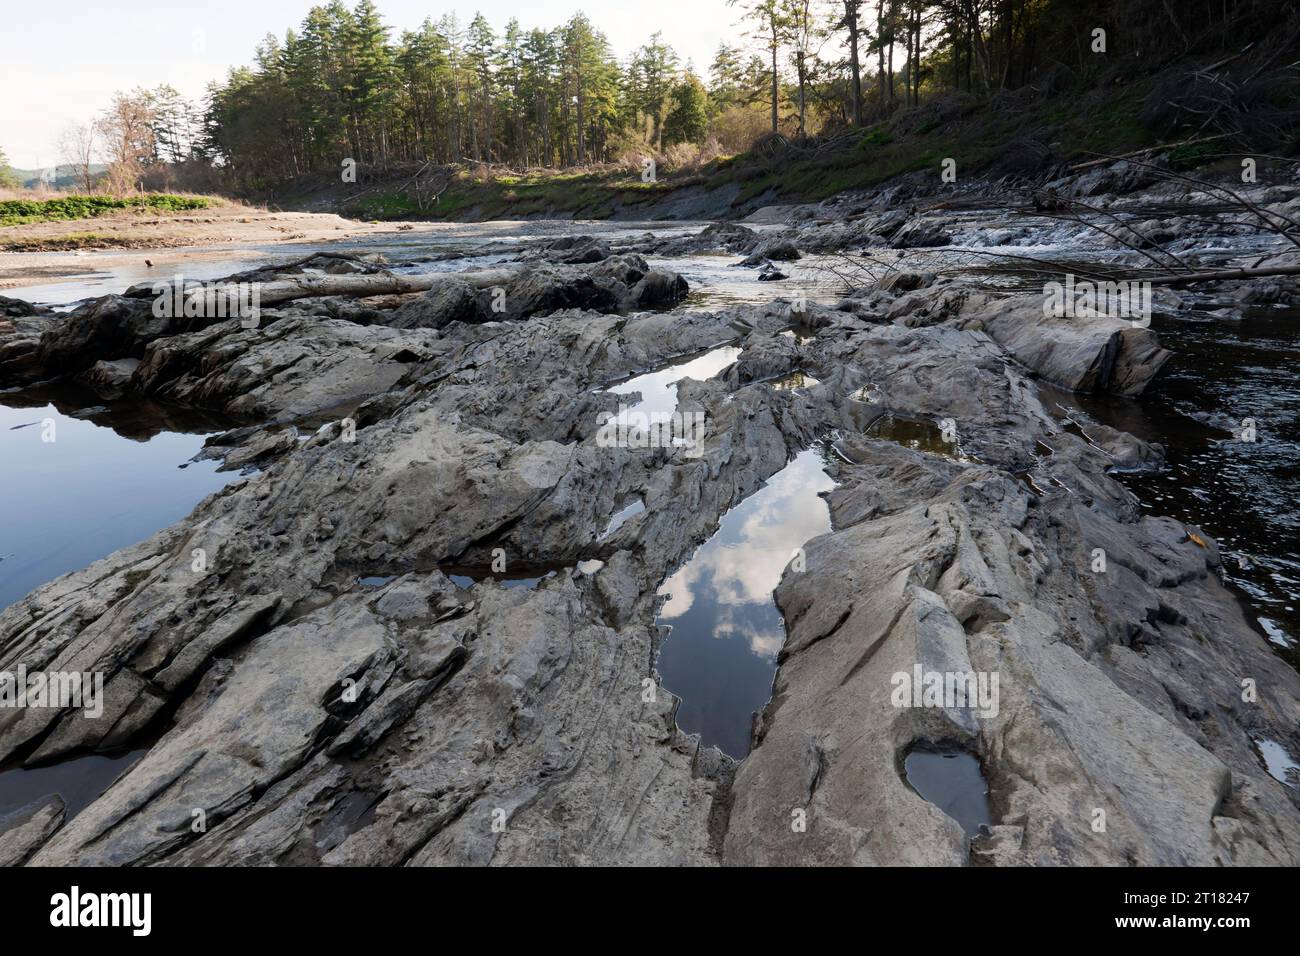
[1167, 140, 1225, 170]
[0, 194, 216, 227]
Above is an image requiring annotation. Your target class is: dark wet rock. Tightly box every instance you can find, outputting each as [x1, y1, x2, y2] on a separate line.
[36, 294, 213, 376]
[528, 236, 613, 264]
[12, 257, 690, 391]
[700, 221, 760, 249]
[385, 261, 688, 326]
[78, 358, 140, 394]
[740, 239, 801, 266]
[731, 334, 799, 384]
[130, 316, 444, 420]
[389, 279, 480, 330]
[490, 266, 623, 318]
[1, 295, 44, 318]
[0, 307, 55, 382]
[631, 221, 761, 257]
[890, 217, 952, 248]
[890, 288, 968, 327]
[627, 269, 690, 308]
[1054, 159, 1160, 199]
[221, 427, 300, 471]
[833, 276, 963, 328]
[586, 253, 650, 286]
[875, 271, 936, 294]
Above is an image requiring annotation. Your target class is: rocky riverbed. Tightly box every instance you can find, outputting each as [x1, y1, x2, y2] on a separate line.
[1, 163, 1298, 866]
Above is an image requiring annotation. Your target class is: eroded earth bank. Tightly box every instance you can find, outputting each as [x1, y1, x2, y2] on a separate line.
[1, 163, 1299, 866]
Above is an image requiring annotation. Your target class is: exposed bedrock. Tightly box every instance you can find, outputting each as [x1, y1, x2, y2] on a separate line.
[0, 250, 1296, 867]
[21, 257, 691, 388]
[957, 292, 1172, 397]
[833, 279, 1171, 398]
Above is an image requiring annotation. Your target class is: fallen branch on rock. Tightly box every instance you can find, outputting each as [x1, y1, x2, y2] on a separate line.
[1066, 133, 1235, 171]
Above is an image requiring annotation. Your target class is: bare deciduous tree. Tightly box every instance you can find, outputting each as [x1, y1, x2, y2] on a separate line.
[57, 122, 99, 193]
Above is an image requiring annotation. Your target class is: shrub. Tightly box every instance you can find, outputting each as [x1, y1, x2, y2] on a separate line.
[0, 194, 215, 226]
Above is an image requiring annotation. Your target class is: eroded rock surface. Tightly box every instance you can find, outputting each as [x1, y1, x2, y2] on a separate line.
[1, 209, 1297, 869]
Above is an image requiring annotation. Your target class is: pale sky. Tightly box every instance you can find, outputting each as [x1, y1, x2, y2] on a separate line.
[1, 0, 744, 169]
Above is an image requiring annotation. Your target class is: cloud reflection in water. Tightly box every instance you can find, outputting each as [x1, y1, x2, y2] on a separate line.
[656, 448, 835, 757]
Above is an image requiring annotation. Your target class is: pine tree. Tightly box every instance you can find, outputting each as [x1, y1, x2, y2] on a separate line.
[345, 0, 394, 164]
[663, 74, 711, 145]
[729, 0, 793, 133]
[629, 33, 679, 149]
[465, 13, 499, 163]
[708, 44, 745, 111]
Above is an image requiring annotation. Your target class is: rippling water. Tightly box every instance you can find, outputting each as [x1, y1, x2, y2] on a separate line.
[1063, 306, 1300, 665]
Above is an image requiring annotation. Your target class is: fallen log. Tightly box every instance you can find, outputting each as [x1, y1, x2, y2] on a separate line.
[127, 267, 523, 307]
[250, 267, 521, 305]
[1141, 264, 1300, 286]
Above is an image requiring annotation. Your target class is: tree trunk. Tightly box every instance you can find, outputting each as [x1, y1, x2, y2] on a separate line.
[877, 0, 887, 113]
[847, 1, 863, 126]
[797, 54, 807, 134]
[887, 30, 895, 108]
[770, 28, 780, 133]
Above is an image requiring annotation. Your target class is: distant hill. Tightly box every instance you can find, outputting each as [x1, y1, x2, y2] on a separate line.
[10, 165, 108, 190]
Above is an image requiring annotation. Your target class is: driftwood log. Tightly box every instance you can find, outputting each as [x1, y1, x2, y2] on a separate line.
[127, 267, 523, 307]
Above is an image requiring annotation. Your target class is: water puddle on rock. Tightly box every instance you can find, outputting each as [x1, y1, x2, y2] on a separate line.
[0, 390, 238, 612]
[1253, 738, 1300, 789]
[449, 572, 553, 590]
[655, 445, 837, 757]
[600, 498, 645, 539]
[902, 745, 992, 838]
[442, 563, 573, 590]
[605, 345, 741, 421]
[865, 414, 973, 462]
[769, 371, 820, 391]
[0, 747, 149, 824]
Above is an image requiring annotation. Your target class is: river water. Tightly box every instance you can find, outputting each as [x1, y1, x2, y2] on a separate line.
[1056, 305, 1300, 665]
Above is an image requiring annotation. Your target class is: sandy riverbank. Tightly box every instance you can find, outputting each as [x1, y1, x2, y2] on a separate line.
[0, 202, 444, 290]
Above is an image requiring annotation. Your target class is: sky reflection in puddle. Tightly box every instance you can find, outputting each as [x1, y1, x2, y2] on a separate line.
[656, 446, 836, 757]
